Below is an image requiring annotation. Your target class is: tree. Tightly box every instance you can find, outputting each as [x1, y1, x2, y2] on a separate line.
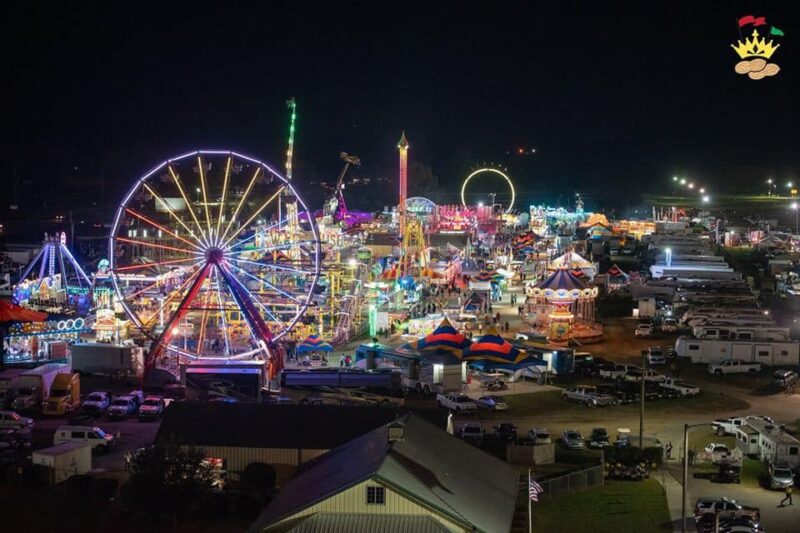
[121, 441, 218, 525]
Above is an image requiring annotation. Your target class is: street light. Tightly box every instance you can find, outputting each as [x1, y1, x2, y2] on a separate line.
[699, 187, 705, 194]
[679, 178, 686, 185]
[702, 195, 710, 204]
[672, 176, 678, 182]
[682, 423, 711, 533]
[687, 182, 694, 189]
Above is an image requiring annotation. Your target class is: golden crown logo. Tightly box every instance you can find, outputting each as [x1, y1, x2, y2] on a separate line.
[732, 17, 784, 80]
[731, 30, 780, 59]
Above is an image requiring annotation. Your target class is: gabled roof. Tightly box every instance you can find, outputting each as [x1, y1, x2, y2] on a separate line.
[278, 513, 450, 533]
[156, 402, 400, 449]
[250, 415, 519, 533]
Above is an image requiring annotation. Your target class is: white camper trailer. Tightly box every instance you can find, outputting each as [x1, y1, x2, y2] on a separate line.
[675, 336, 800, 366]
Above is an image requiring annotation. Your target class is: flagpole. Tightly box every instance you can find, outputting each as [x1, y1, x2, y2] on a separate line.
[528, 468, 532, 533]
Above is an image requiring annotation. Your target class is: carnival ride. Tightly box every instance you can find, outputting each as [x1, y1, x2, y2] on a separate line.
[13, 232, 93, 313]
[460, 167, 516, 213]
[109, 150, 322, 375]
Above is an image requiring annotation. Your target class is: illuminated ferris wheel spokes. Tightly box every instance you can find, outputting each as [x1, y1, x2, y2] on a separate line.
[109, 150, 321, 367]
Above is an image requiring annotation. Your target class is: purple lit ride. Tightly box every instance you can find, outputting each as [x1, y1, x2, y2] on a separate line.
[108, 150, 321, 376]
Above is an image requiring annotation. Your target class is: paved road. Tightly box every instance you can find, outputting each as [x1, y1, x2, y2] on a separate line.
[29, 413, 161, 471]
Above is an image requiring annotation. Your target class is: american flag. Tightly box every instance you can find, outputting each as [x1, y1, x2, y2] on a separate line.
[528, 474, 543, 502]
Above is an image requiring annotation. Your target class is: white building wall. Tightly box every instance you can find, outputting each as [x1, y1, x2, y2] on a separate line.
[271, 479, 467, 532]
[187, 446, 328, 487]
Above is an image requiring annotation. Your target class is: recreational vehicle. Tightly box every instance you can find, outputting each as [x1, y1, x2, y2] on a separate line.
[675, 336, 800, 366]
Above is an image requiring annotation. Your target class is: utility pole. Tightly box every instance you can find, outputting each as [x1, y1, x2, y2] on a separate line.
[640, 350, 645, 452]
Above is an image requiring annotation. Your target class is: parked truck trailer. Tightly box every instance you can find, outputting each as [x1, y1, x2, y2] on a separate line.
[0, 369, 26, 409]
[69, 343, 144, 379]
[12, 363, 71, 412]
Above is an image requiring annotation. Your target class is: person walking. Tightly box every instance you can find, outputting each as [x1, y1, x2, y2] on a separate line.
[781, 485, 793, 506]
[665, 441, 673, 460]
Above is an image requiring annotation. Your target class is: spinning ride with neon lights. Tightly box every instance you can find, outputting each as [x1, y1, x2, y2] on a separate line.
[460, 168, 515, 213]
[109, 150, 321, 371]
[13, 232, 92, 313]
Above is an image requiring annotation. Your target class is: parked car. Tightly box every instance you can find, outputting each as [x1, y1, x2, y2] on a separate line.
[768, 462, 795, 490]
[53, 425, 115, 452]
[561, 429, 584, 450]
[127, 390, 145, 410]
[107, 396, 138, 420]
[588, 427, 610, 448]
[82, 391, 111, 415]
[646, 347, 666, 366]
[696, 514, 761, 533]
[475, 395, 509, 411]
[494, 423, 518, 442]
[596, 383, 638, 405]
[460, 421, 484, 444]
[436, 393, 478, 412]
[661, 319, 679, 333]
[526, 428, 551, 444]
[705, 443, 731, 463]
[622, 369, 665, 384]
[635, 323, 654, 337]
[137, 396, 166, 421]
[561, 385, 616, 407]
[0, 410, 34, 432]
[713, 464, 741, 484]
[693, 497, 760, 523]
[772, 370, 798, 389]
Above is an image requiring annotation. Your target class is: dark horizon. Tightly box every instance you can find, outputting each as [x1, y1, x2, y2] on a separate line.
[5, 1, 800, 237]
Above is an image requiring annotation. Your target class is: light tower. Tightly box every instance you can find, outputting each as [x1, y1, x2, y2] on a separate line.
[398, 131, 409, 232]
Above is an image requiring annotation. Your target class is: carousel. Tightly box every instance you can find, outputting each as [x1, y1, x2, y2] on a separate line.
[526, 267, 602, 346]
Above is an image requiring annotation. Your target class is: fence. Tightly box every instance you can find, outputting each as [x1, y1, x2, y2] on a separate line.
[532, 464, 604, 501]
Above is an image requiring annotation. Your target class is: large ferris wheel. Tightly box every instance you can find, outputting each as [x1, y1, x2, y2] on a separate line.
[109, 150, 321, 372]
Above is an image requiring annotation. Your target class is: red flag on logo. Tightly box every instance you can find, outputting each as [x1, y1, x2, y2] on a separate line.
[738, 15, 767, 28]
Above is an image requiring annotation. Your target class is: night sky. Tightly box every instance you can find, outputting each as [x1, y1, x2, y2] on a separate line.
[5, 1, 800, 228]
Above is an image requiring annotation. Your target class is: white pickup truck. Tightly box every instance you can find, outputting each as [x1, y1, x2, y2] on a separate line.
[436, 393, 477, 412]
[598, 364, 638, 380]
[659, 377, 700, 396]
[707, 360, 762, 375]
[711, 417, 745, 436]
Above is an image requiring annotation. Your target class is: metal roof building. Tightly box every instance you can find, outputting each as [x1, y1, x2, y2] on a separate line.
[249, 414, 519, 533]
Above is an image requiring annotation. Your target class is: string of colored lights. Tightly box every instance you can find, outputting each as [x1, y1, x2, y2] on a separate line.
[213, 265, 232, 356]
[219, 166, 262, 245]
[286, 98, 296, 181]
[225, 240, 318, 256]
[228, 256, 314, 275]
[115, 257, 203, 272]
[219, 185, 286, 249]
[216, 156, 232, 244]
[142, 182, 208, 249]
[124, 208, 205, 251]
[197, 155, 214, 242]
[167, 165, 210, 247]
[115, 237, 204, 256]
[226, 215, 292, 250]
[227, 262, 302, 304]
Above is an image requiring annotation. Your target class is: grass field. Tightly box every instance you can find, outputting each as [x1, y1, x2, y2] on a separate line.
[527, 479, 670, 532]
